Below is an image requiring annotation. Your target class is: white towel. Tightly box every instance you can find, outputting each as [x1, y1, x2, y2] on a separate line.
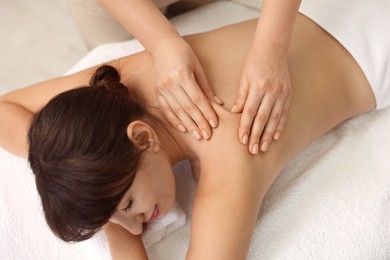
[142, 202, 187, 248]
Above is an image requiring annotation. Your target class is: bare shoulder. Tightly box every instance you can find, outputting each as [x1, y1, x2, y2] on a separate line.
[186, 104, 270, 259]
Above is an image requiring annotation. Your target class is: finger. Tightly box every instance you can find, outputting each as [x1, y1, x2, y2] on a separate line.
[238, 82, 265, 146]
[247, 91, 276, 154]
[163, 89, 204, 140]
[180, 74, 217, 134]
[259, 97, 285, 152]
[156, 95, 186, 133]
[166, 83, 212, 140]
[274, 90, 292, 140]
[194, 61, 223, 105]
[232, 78, 250, 113]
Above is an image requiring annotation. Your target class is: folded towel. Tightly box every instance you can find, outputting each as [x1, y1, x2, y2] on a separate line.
[78, 201, 186, 260]
[142, 202, 187, 248]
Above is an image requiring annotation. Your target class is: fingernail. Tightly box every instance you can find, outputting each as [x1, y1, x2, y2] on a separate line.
[178, 125, 186, 133]
[231, 104, 238, 112]
[261, 141, 269, 152]
[242, 134, 248, 145]
[209, 119, 217, 128]
[214, 95, 223, 104]
[192, 130, 202, 140]
[252, 144, 259, 155]
[274, 131, 280, 140]
[201, 130, 209, 140]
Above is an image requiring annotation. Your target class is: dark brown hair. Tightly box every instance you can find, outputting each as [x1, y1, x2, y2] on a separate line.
[28, 65, 153, 242]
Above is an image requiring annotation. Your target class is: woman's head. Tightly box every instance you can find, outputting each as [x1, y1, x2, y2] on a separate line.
[28, 65, 173, 242]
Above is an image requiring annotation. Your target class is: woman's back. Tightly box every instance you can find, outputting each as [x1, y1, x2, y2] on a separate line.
[117, 16, 375, 169]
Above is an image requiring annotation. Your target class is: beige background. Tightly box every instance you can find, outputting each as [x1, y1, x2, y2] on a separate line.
[0, 0, 87, 96]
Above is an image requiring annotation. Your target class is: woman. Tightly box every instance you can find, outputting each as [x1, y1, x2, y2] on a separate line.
[0, 1, 388, 259]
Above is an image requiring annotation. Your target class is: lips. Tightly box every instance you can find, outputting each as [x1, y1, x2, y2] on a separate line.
[148, 205, 159, 222]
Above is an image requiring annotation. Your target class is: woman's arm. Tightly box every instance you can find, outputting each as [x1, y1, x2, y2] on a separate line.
[0, 70, 91, 157]
[0, 100, 33, 157]
[104, 222, 149, 260]
[185, 111, 278, 259]
[187, 151, 272, 259]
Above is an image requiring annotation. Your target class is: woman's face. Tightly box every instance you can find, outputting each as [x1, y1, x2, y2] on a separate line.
[109, 148, 176, 235]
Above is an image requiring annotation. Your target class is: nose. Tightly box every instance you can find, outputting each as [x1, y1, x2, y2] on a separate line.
[127, 213, 145, 235]
[110, 211, 145, 235]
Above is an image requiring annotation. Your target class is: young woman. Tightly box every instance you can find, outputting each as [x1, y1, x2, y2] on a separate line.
[0, 1, 388, 259]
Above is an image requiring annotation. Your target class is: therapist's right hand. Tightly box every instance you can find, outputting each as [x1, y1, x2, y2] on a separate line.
[149, 36, 222, 140]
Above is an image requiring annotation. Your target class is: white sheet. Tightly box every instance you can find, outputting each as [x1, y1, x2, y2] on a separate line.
[1, 1, 389, 259]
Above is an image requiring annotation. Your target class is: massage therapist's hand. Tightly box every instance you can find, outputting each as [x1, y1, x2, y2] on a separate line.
[232, 49, 292, 154]
[150, 36, 222, 140]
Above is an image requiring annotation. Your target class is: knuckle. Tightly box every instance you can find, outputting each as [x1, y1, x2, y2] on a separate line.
[172, 66, 188, 82]
[192, 94, 205, 107]
[253, 81, 266, 93]
[202, 82, 212, 93]
[172, 106, 184, 115]
[257, 112, 269, 123]
[160, 77, 175, 91]
[159, 103, 169, 111]
[244, 107, 258, 118]
[276, 124, 285, 132]
[271, 112, 281, 121]
[165, 111, 177, 121]
[268, 83, 280, 96]
[183, 102, 196, 113]
[254, 78, 266, 87]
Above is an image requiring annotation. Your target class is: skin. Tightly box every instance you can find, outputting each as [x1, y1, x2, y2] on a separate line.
[100, 0, 221, 140]
[99, 0, 301, 152]
[234, 0, 301, 154]
[110, 122, 177, 236]
[0, 16, 376, 259]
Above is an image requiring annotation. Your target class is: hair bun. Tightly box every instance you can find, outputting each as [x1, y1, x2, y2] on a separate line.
[89, 65, 129, 97]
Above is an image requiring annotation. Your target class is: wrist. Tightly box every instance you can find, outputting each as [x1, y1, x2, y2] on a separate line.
[249, 43, 288, 64]
[147, 35, 191, 61]
[147, 34, 185, 58]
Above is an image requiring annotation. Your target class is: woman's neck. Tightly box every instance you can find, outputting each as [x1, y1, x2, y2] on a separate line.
[118, 52, 201, 167]
[153, 111, 197, 160]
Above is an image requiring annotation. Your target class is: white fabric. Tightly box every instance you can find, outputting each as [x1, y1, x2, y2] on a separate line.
[142, 202, 186, 248]
[231, 0, 262, 10]
[1, 1, 390, 259]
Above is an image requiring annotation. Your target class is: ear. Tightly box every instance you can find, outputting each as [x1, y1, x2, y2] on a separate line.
[126, 120, 160, 152]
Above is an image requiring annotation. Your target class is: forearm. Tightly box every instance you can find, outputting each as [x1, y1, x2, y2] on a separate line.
[0, 100, 32, 157]
[0, 70, 91, 157]
[104, 222, 149, 260]
[254, 0, 301, 57]
[99, 0, 182, 52]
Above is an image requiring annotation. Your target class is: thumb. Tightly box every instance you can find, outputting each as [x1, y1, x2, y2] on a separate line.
[232, 77, 249, 113]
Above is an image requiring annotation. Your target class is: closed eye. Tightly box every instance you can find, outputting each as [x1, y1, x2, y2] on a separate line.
[121, 199, 133, 213]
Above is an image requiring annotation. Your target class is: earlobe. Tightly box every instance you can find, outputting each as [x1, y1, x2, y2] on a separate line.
[126, 121, 160, 152]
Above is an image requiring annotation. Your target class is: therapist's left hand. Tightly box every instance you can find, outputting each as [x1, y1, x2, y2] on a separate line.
[232, 50, 292, 154]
